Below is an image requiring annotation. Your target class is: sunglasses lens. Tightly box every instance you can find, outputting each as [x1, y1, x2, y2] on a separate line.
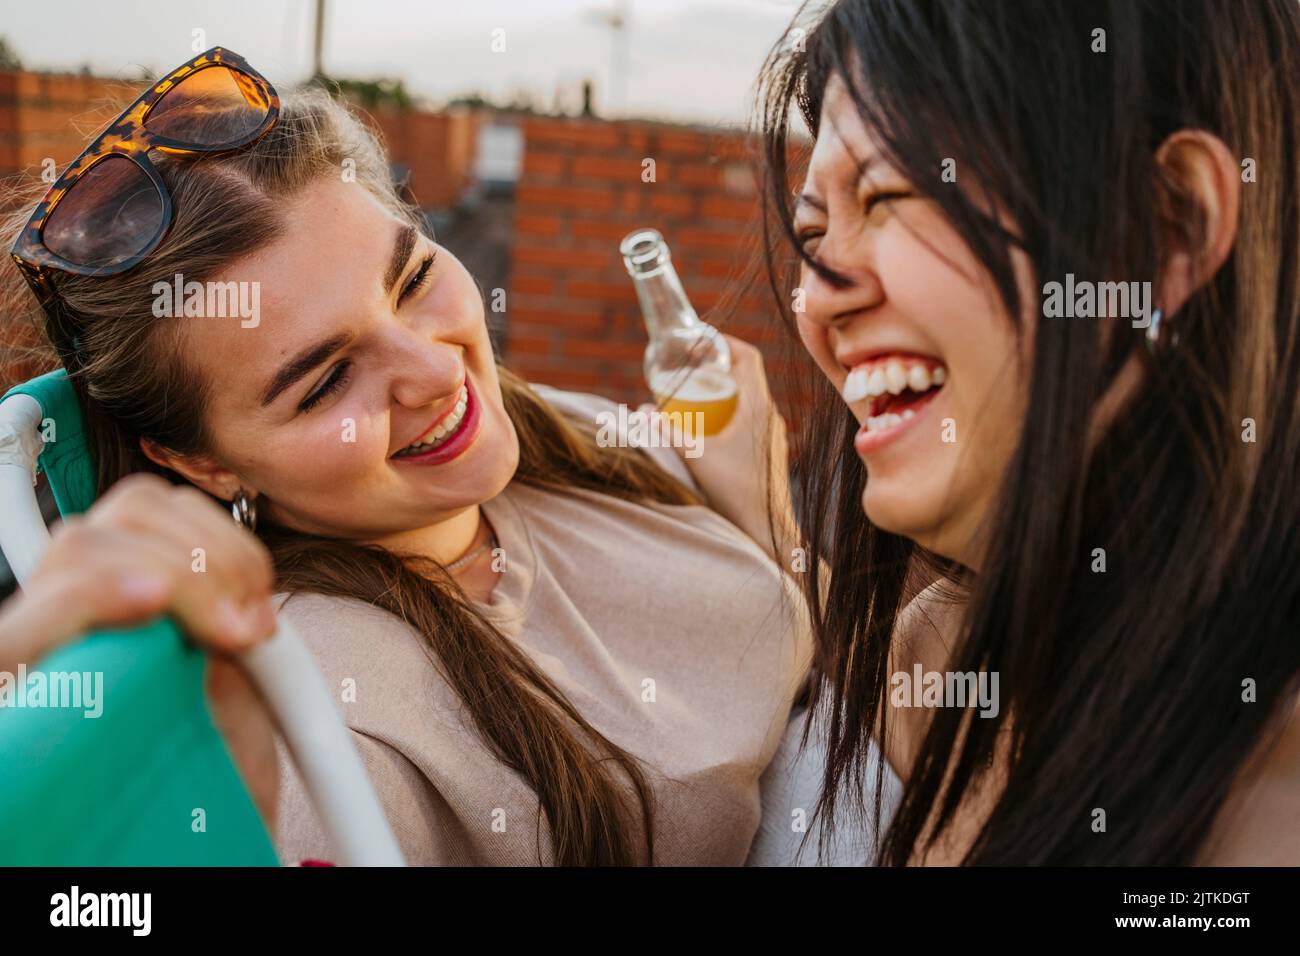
[144, 65, 269, 145]
[43, 155, 164, 270]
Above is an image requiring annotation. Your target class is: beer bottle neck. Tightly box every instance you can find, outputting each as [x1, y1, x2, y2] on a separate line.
[630, 262, 700, 338]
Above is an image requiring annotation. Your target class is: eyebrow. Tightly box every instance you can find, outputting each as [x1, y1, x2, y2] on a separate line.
[797, 154, 894, 212]
[259, 331, 353, 408]
[384, 223, 417, 297]
[855, 154, 890, 181]
[258, 223, 419, 409]
[795, 192, 827, 212]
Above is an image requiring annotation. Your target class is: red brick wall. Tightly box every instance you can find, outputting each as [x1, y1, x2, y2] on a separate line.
[502, 115, 808, 425]
[0, 69, 139, 185]
[361, 104, 479, 209]
[0, 70, 165, 389]
[0, 69, 481, 210]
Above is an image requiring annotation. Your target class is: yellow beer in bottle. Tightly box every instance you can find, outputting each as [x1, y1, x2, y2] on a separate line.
[619, 228, 737, 437]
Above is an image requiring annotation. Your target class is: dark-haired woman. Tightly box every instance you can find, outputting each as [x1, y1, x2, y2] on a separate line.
[751, 0, 1300, 864]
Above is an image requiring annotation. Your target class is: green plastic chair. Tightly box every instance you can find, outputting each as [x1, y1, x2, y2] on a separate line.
[0, 369, 404, 865]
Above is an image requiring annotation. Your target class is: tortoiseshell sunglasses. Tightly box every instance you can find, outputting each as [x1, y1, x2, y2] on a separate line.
[10, 47, 279, 305]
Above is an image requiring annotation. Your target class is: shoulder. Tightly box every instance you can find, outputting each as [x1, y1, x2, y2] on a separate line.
[268, 591, 482, 864]
[526, 381, 699, 492]
[526, 381, 614, 420]
[270, 591, 452, 716]
[884, 579, 967, 785]
[272, 590, 422, 650]
[1197, 691, 1300, 864]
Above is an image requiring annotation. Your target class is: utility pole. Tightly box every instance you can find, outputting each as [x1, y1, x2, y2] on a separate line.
[584, 0, 630, 116]
[312, 0, 327, 83]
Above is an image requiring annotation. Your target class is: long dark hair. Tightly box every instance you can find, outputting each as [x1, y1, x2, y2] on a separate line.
[758, 0, 1300, 863]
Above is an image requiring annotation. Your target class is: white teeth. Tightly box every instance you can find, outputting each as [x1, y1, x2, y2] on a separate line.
[842, 367, 870, 403]
[865, 412, 904, 433]
[842, 360, 947, 407]
[865, 409, 914, 432]
[884, 361, 907, 395]
[840, 367, 889, 403]
[399, 385, 470, 455]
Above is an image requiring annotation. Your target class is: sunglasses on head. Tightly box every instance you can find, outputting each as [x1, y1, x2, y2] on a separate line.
[10, 47, 279, 310]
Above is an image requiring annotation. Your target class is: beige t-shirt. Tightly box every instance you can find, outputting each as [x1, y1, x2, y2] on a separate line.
[271, 385, 812, 865]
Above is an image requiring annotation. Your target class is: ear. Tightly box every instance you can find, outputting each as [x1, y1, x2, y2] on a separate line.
[1152, 129, 1241, 319]
[139, 436, 245, 502]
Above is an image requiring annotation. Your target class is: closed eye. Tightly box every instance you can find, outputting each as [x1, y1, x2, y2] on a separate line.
[795, 190, 915, 253]
[796, 228, 824, 254]
[865, 190, 915, 213]
[299, 359, 351, 413]
[398, 252, 436, 306]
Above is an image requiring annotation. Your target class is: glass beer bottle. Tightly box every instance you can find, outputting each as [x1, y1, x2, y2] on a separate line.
[619, 228, 738, 436]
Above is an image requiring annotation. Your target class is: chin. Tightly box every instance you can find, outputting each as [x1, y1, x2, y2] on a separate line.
[862, 483, 980, 571]
[483, 412, 522, 490]
[862, 481, 942, 546]
[469, 423, 520, 497]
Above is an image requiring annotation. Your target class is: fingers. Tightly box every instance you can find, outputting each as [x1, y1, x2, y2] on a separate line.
[635, 402, 691, 461]
[0, 555, 163, 671]
[38, 520, 271, 653]
[88, 475, 273, 610]
[724, 333, 768, 380]
[18, 473, 278, 659]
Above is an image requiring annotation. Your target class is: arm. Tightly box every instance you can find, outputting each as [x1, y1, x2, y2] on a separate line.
[274, 727, 459, 867]
[662, 335, 806, 576]
[0, 473, 280, 827]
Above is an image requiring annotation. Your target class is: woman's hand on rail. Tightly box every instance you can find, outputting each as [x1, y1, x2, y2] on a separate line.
[0, 472, 281, 830]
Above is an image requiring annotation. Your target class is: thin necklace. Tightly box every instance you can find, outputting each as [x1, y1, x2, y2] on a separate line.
[446, 532, 497, 574]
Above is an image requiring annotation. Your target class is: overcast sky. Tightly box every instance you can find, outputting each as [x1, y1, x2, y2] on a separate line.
[1, 0, 807, 126]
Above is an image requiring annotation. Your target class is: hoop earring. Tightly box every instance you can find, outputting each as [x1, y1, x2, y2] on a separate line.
[231, 488, 257, 532]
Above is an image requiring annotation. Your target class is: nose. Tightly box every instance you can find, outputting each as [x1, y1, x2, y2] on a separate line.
[800, 234, 885, 330]
[388, 334, 465, 410]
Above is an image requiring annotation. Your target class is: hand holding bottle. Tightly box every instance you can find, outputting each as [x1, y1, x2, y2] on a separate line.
[651, 335, 799, 569]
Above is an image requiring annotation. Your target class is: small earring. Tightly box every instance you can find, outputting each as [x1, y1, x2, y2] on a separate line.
[1145, 308, 1164, 352]
[1145, 307, 1182, 353]
[231, 488, 257, 532]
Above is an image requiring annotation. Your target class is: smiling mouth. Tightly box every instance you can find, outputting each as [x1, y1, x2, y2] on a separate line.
[841, 356, 947, 435]
[394, 383, 470, 458]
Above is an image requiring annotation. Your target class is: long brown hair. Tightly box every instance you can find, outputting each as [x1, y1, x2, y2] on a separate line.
[1, 86, 702, 865]
[758, 0, 1300, 863]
